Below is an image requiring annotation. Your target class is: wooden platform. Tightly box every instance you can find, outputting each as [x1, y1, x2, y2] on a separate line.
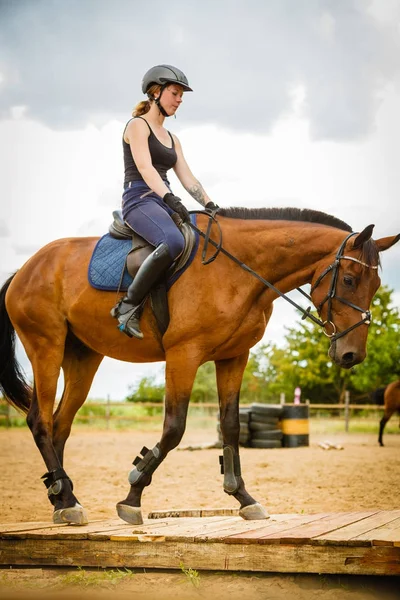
[1, 510, 399, 576]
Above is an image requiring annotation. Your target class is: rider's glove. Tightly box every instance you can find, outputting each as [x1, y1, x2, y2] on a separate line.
[205, 201, 219, 212]
[163, 193, 191, 223]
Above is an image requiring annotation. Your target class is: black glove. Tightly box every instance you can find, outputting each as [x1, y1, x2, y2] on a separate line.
[163, 193, 191, 223]
[205, 201, 219, 212]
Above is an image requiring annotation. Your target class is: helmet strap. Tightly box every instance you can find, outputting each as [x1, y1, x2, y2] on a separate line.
[153, 83, 170, 118]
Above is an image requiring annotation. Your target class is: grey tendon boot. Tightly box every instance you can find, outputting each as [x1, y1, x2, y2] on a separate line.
[111, 243, 174, 339]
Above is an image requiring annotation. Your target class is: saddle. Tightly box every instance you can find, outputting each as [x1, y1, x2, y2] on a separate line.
[108, 210, 196, 281]
[107, 210, 197, 337]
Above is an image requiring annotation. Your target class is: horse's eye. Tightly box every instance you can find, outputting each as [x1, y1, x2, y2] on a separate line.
[343, 275, 354, 286]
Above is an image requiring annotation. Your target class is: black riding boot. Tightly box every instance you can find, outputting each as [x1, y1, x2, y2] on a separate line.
[111, 243, 174, 339]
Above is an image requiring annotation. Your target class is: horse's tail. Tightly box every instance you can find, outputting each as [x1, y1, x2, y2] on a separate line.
[370, 386, 387, 406]
[0, 274, 32, 414]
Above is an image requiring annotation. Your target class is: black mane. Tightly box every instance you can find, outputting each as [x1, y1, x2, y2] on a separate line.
[217, 206, 352, 232]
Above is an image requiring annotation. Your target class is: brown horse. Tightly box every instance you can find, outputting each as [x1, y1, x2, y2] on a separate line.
[376, 380, 400, 446]
[0, 207, 398, 526]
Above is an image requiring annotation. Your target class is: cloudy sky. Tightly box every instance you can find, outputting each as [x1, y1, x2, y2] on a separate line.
[1, 0, 400, 400]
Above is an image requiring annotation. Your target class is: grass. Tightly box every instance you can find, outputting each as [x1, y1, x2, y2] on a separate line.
[180, 562, 201, 588]
[58, 566, 135, 588]
[0, 400, 398, 435]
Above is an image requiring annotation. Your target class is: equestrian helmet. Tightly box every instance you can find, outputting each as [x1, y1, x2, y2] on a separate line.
[141, 65, 193, 94]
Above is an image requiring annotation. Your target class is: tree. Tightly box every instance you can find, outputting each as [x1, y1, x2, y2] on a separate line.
[125, 375, 165, 403]
[191, 362, 217, 403]
[348, 286, 400, 395]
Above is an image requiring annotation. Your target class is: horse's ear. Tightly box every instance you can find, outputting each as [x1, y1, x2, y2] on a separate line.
[352, 224, 375, 249]
[375, 233, 400, 253]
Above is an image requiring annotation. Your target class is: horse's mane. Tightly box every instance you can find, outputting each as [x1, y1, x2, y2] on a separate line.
[217, 206, 353, 232]
[217, 206, 380, 267]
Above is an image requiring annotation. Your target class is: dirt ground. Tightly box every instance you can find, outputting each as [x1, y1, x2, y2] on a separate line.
[1, 426, 399, 600]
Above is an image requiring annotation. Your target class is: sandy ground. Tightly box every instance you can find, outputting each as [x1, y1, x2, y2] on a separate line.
[0, 425, 399, 599]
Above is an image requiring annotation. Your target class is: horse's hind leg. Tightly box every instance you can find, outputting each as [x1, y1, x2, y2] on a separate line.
[216, 353, 269, 521]
[53, 335, 103, 464]
[116, 347, 198, 525]
[23, 334, 87, 524]
[379, 408, 395, 447]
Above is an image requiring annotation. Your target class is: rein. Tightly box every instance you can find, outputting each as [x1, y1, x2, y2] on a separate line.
[189, 211, 378, 343]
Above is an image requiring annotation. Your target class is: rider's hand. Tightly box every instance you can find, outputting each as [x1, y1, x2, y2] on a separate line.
[163, 193, 191, 223]
[205, 201, 219, 211]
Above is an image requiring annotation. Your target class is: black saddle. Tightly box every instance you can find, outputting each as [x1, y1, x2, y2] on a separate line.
[108, 210, 196, 338]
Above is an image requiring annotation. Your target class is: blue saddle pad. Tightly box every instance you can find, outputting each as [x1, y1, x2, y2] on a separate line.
[88, 214, 198, 292]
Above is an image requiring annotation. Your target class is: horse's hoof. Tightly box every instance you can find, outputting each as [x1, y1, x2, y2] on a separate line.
[239, 502, 269, 520]
[53, 503, 88, 525]
[116, 503, 143, 525]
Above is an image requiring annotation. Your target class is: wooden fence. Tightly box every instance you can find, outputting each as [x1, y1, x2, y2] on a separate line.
[0, 397, 384, 432]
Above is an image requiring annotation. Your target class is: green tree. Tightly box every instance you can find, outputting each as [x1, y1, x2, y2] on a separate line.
[191, 362, 217, 403]
[125, 375, 165, 403]
[249, 286, 400, 403]
[349, 286, 400, 395]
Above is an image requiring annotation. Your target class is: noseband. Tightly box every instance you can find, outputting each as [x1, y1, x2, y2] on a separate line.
[190, 214, 379, 344]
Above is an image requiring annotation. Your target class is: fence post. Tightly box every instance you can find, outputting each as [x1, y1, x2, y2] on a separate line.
[106, 394, 110, 429]
[280, 393, 285, 405]
[344, 390, 350, 432]
[6, 402, 11, 429]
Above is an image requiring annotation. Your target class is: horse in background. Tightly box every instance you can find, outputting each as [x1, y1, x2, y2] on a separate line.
[372, 380, 400, 446]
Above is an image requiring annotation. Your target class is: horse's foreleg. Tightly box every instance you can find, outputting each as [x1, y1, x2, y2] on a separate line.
[216, 353, 269, 521]
[117, 349, 198, 525]
[53, 342, 103, 463]
[25, 342, 87, 524]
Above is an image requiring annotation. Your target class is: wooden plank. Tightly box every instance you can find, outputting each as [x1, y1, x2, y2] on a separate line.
[0, 521, 69, 534]
[352, 518, 400, 547]
[148, 508, 240, 518]
[0, 519, 124, 540]
[0, 538, 399, 575]
[195, 514, 301, 542]
[88, 518, 177, 540]
[194, 517, 285, 542]
[314, 511, 400, 546]
[108, 517, 234, 542]
[224, 513, 330, 544]
[275, 511, 379, 545]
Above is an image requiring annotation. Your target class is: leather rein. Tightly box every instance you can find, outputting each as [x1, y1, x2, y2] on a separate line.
[189, 210, 378, 343]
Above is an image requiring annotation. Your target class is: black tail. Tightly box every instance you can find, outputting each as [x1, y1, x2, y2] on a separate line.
[0, 274, 32, 414]
[370, 386, 386, 406]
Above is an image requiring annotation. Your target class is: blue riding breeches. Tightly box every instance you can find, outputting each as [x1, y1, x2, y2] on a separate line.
[122, 180, 185, 259]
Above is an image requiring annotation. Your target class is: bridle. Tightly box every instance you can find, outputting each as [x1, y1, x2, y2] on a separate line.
[295, 231, 378, 342]
[189, 214, 379, 344]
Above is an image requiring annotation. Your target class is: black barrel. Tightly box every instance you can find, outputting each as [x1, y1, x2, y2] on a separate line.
[280, 404, 309, 447]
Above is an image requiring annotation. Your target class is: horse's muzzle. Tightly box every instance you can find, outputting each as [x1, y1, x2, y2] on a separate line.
[329, 341, 366, 369]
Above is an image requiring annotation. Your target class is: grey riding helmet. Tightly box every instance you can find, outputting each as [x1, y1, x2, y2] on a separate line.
[141, 65, 193, 94]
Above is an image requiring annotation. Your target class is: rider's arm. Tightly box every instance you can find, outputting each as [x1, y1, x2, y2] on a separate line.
[172, 135, 212, 207]
[126, 119, 170, 198]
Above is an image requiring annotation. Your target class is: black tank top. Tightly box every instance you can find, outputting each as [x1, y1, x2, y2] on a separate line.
[123, 117, 177, 185]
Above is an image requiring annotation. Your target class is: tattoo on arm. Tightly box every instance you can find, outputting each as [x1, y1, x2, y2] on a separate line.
[187, 182, 206, 206]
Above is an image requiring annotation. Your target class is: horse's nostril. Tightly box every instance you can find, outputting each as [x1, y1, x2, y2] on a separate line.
[342, 352, 355, 365]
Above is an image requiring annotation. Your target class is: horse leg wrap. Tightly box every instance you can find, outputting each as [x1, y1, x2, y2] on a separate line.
[128, 443, 162, 485]
[41, 468, 73, 497]
[219, 445, 241, 494]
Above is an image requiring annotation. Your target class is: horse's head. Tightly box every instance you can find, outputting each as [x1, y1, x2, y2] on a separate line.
[310, 225, 400, 369]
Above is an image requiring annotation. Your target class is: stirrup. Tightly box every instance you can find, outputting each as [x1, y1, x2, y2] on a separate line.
[111, 299, 144, 339]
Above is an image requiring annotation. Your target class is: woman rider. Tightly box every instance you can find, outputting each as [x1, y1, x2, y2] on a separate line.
[111, 64, 217, 339]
